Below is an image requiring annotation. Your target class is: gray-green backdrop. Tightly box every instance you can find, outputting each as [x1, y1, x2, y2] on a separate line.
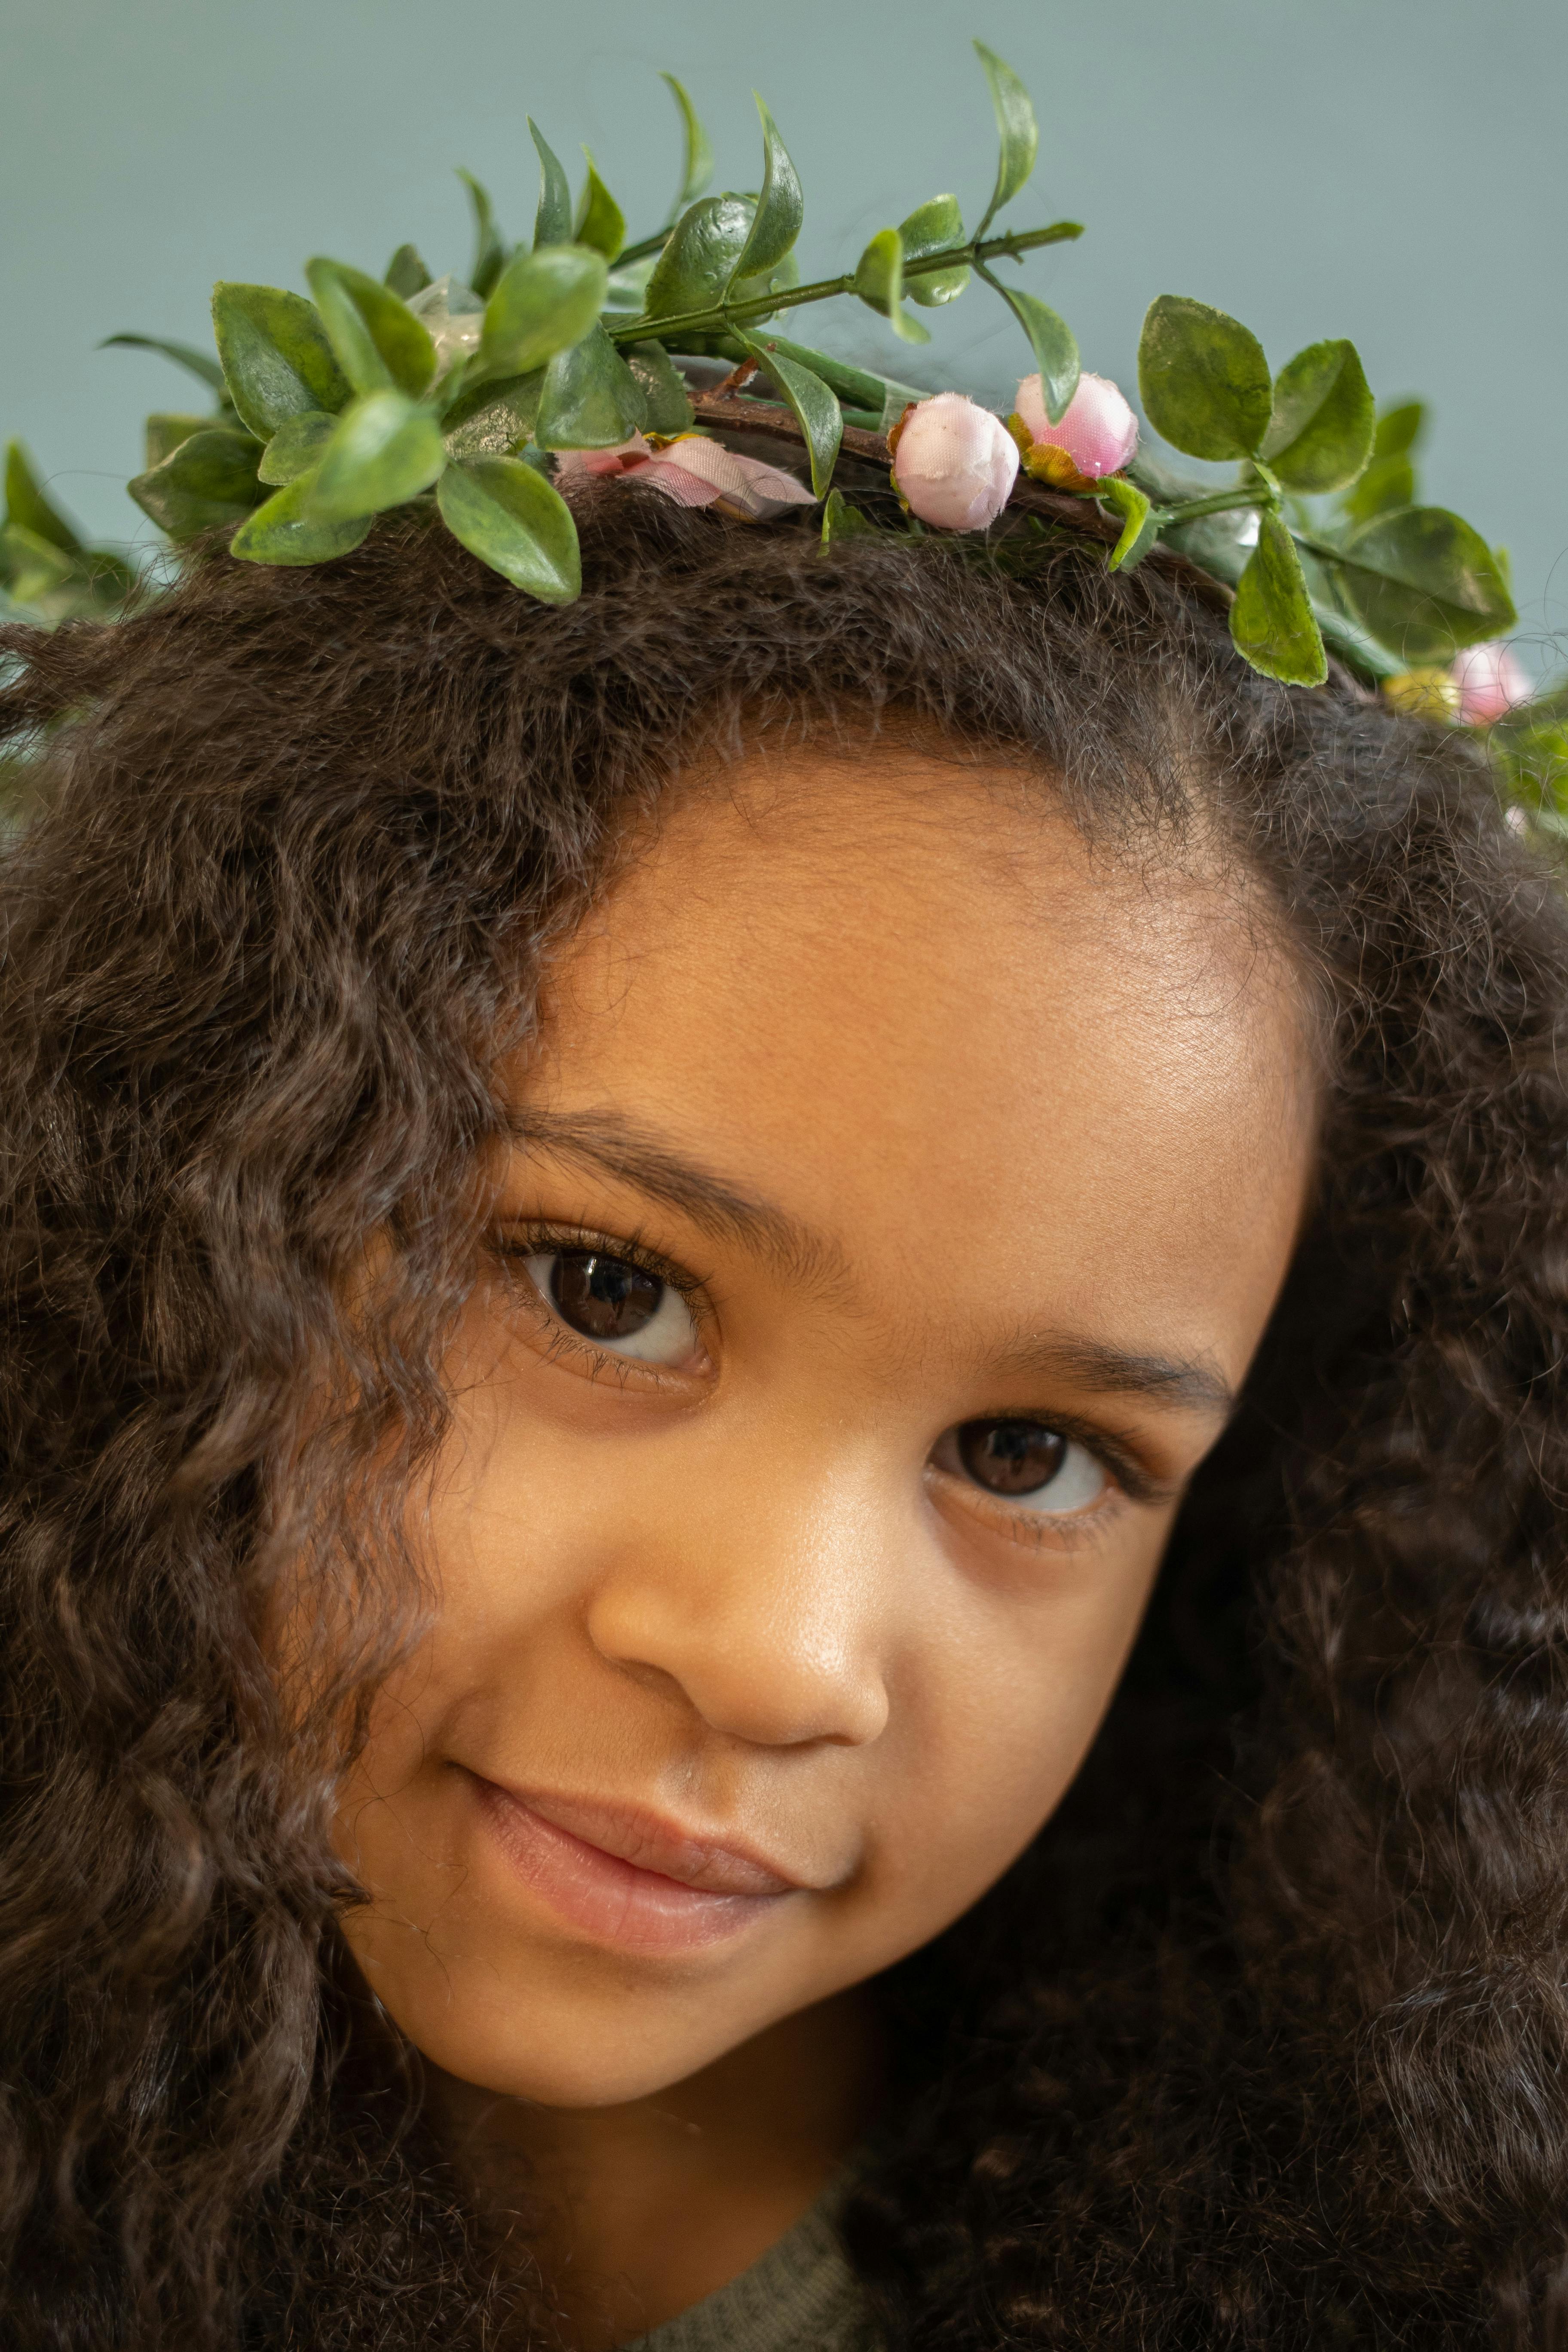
[4, 0, 1563, 665]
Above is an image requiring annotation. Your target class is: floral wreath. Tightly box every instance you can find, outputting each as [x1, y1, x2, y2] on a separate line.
[3, 41, 1562, 819]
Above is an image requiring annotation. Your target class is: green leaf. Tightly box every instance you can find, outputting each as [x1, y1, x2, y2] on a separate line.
[305, 260, 438, 401]
[661, 72, 715, 220]
[739, 333, 841, 495]
[257, 409, 338, 484]
[573, 150, 626, 262]
[1260, 338, 1374, 494]
[100, 331, 227, 395]
[989, 280, 1078, 422]
[230, 476, 374, 565]
[0, 522, 76, 602]
[899, 195, 969, 306]
[1374, 399, 1424, 461]
[820, 489, 882, 545]
[626, 341, 694, 434]
[974, 43, 1038, 236]
[1335, 506, 1516, 662]
[144, 413, 211, 470]
[458, 172, 509, 300]
[749, 335, 925, 429]
[479, 243, 608, 380]
[128, 427, 265, 542]
[1230, 513, 1327, 686]
[436, 456, 580, 602]
[385, 244, 432, 299]
[441, 373, 544, 459]
[309, 392, 447, 521]
[853, 230, 931, 346]
[535, 322, 647, 449]
[1344, 450, 1415, 527]
[212, 283, 351, 438]
[1138, 295, 1273, 463]
[1097, 473, 1159, 572]
[729, 95, 803, 289]
[5, 441, 84, 554]
[644, 194, 756, 321]
[530, 120, 573, 249]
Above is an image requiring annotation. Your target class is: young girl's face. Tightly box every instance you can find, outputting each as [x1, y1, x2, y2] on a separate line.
[334, 751, 1316, 2109]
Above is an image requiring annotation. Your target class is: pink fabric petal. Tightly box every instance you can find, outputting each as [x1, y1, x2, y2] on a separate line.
[554, 434, 655, 480]
[646, 435, 817, 518]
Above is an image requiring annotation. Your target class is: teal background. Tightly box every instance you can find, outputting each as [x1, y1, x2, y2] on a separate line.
[3, 0, 1563, 662]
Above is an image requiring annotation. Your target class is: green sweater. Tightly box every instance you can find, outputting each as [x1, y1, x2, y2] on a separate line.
[628, 2168, 876, 2352]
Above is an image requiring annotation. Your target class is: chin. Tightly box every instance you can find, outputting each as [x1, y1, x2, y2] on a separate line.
[395, 1981, 755, 2109]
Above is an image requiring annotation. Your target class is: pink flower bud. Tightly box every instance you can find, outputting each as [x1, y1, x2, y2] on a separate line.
[1014, 371, 1138, 480]
[891, 393, 1019, 532]
[1450, 640, 1530, 726]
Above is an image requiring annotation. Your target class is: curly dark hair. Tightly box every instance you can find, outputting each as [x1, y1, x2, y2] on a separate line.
[1, 485, 1564, 2351]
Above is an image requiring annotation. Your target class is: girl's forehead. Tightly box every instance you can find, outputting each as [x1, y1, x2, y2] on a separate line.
[516, 750, 1317, 1376]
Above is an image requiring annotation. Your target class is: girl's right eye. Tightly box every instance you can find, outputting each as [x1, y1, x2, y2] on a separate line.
[522, 1248, 702, 1367]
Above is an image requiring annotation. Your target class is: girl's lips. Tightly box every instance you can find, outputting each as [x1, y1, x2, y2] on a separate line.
[466, 1775, 803, 1955]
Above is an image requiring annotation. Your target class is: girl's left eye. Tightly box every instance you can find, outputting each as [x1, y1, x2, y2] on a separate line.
[522, 1249, 701, 1366]
[933, 1416, 1108, 1516]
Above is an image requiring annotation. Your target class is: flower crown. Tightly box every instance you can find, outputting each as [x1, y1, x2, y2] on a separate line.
[2, 40, 1561, 805]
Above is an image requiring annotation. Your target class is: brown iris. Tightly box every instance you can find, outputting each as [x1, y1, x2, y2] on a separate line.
[549, 1252, 665, 1342]
[956, 1418, 1068, 1496]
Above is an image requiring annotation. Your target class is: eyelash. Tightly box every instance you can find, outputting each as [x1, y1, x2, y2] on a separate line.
[490, 1220, 1162, 1524]
[492, 1220, 714, 1379]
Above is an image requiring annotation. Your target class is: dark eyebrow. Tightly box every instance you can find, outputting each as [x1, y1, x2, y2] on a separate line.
[507, 1106, 1237, 1420]
[506, 1107, 855, 1299]
[986, 1331, 1237, 1421]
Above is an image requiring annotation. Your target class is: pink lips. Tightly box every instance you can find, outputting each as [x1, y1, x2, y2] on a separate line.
[467, 1776, 805, 1956]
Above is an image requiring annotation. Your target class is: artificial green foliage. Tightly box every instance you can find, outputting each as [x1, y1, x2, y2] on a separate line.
[974, 42, 1038, 235]
[145, 413, 213, 469]
[0, 442, 138, 624]
[128, 427, 264, 541]
[441, 374, 545, 460]
[384, 245, 433, 299]
[820, 488, 882, 544]
[257, 410, 339, 485]
[1230, 515, 1328, 686]
[574, 154, 626, 262]
[530, 122, 573, 250]
[1334, 507, 1515, 662]
[6, 441, 83, 553]
[659, 74, 715, 224]
[306, 261, 438, 401]
[1261, 339, 1374, 494]
[741, 334, 841, 495]
[625, 343, 694, 435]
[212, 285, 350, 438]
[310, 393, 447, 521]
[1342, 398, 1425, 527]
[1139, 297, 1273, 462]
[479, 244, 608, 380]
[13, 39, 1516, 704]
[437, 457, 580, 600]
[899, 198, 970, 306]
[101, 332, 226, 394]
[535, 325, 646, 449]
[1098, 474, 1157, 573]
[854, 230, 931, 345]
[986, 280, 1077, 421]
[459, 173, 510, 299]
[230, 477, 372, 565]
[644, 196, 758, 324]
[729, 98, 803, 289]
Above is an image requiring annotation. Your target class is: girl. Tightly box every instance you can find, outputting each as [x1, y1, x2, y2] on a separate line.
[1, 423, 1562, 2349]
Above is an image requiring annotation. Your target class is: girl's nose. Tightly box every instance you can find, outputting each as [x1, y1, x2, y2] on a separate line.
[582, 1456, 893, 1751]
